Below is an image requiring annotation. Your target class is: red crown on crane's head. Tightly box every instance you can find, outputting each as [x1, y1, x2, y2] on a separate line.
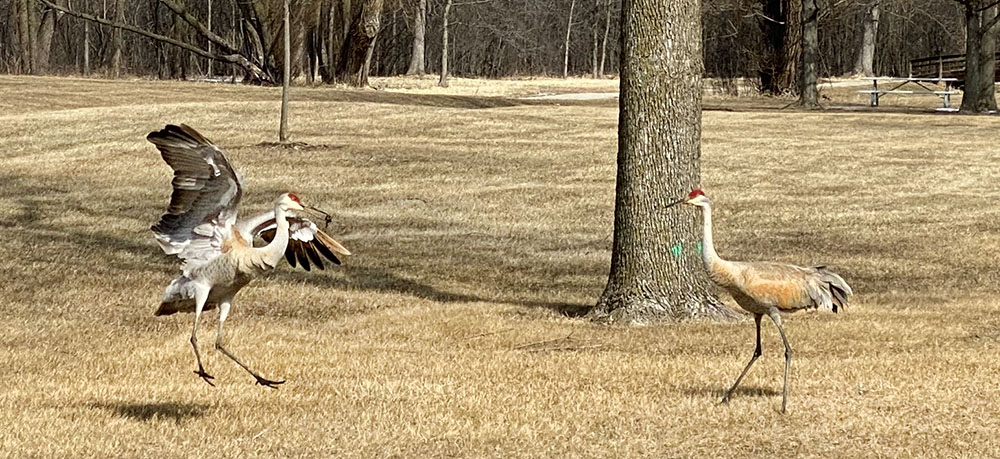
[687, 189, 706, 200]
[287, 193, 302, 204]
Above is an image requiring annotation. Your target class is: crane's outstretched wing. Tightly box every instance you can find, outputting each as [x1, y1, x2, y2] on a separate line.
[238, 211, 351, 271]
[148, 124, 244, 270]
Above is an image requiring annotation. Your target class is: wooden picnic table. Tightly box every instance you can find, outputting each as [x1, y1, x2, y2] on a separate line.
[859, 77, 959, 110]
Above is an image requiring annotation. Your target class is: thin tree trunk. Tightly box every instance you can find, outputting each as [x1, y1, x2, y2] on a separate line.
[591, 1, 598, 79]
[83, 19, 90, 75]
[406, 0, 426, 75]
[280, 0, 290, 142]
[207, 0, 213, 77]
[563, 0, 576, 79]
[111, 0, 122, 77]
[599, 0, 610, 77]
[799, 0, 819, 107]
[852, 1, 878, 76]
[591, 0, 732, 323]
[439, 0, 451, 87]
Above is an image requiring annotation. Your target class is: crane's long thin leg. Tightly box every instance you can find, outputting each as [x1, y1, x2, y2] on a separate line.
[722, 313, 763, 404]
[767, 309, 793, 414]
[191, 285, 215, 386]
[215, 300, 285, 389]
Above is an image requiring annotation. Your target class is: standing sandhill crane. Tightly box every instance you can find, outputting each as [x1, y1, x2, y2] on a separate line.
[670, 189, 852, 413]
[148, 124, 351, 388]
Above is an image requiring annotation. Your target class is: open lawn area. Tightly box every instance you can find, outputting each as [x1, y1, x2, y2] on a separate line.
[1, 75, 999, 457]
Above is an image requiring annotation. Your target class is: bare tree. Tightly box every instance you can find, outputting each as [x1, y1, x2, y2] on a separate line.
[799, 0, 820, 106]
[853, 0, 880, 76]
[563, 0, 576, 78]
[405, 0, 426, 75]
[953, 0, 1000, 113]
[439, 0, 452, 87]
[111, 0, 122, 77]
[332, 0, 385, 86]
[280, 0, 291, 142]
[590, 0, 735, 323]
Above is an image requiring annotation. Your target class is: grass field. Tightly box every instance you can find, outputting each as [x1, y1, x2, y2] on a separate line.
[1, 75, 999, 457]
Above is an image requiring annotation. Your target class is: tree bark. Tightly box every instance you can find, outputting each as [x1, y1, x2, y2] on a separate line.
[852, 1, 879, 77]
[16, 0, 32, 73]
[439, 0, 452, 87]
[34, 1, 61, 74]
[799, 0, 820, 107]
[405, 0, 426, 75]
[974, 3, 998, 112]
[563, 0, 576, 79]
[961, 2, 983, 112]
[591, 0, 733, 323]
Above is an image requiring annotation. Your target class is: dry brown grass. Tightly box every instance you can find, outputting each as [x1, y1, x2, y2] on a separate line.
[1, 75, 999, 458]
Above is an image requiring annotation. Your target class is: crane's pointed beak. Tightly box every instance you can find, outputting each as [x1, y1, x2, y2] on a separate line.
[663, 198, 685, 209]
[303, 205, 333, 227]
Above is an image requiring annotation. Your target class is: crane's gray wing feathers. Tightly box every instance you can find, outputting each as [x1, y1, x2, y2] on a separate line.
[241, 211, 351, 272]
[148, 124, 244, 269]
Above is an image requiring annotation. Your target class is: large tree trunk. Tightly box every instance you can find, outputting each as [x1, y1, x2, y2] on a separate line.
[405, 0, 426, 75]
[439, 0, 452, 87]
[16, 0, 32, 73]
[799, 0, 819, 107]
[973, 4, 999, 112]
[961, 3, 984, 113]
[852, 0, 879, 77]
[332, 0, 384, 87]
[591, 0, 733, 323]
[34, 1, 61, 74]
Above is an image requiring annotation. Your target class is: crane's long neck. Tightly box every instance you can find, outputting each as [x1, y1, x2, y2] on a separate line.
[699, 203, 728, 272]
[258, 205, 291, 267]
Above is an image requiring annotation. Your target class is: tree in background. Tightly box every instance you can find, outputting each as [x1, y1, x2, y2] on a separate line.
[591, 0, 736, 323]
[953, 0, 1000, 113]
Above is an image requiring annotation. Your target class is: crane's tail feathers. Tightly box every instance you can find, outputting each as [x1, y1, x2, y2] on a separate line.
[155, 276, 217, 316]
[812, 266, 853, 313]
[155, 299, 218, 316]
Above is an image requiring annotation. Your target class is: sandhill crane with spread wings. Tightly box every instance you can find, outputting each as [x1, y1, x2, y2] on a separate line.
[669, 189, 852, 413]
[148, 124, 351, 388]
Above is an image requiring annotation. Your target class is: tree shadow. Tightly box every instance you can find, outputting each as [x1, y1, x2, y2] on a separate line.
[270, 264, 594, 317]
[92, 401, 210, 422]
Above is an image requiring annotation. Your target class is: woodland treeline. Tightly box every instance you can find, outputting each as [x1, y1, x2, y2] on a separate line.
[0, 0, 976, 92]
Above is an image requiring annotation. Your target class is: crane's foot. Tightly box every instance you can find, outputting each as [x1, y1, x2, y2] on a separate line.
[254, 376, 285, 389]
[193, 368, 216, 387]
[720, 394, 732, 405]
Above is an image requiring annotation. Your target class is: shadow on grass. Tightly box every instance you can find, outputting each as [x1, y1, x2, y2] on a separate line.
[271, 264, 594, 317]
[94, 401, 210, 422]
[683, 385, 781, 399]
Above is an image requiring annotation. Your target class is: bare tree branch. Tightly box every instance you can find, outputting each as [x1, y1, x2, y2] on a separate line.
[37, 0, 273, 84]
